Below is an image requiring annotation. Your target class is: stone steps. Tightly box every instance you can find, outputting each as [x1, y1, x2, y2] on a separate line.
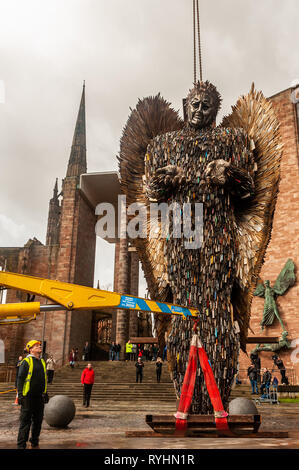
[0, 361, 177, 411]
[230, 384, 254, 400]
[0, 362, 254, 411]
[53, 361, 172, 384]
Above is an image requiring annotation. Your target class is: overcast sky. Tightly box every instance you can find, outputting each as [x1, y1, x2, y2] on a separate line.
[0, 0, 298, 294]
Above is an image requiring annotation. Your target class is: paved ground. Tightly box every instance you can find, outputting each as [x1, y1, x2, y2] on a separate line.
[0, 400, 298, 450]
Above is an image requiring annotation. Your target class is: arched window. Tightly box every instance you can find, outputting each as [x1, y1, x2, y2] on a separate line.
[0, 339, 5, 363]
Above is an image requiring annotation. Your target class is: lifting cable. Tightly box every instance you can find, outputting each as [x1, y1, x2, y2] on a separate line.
[192, 0, 203, 83]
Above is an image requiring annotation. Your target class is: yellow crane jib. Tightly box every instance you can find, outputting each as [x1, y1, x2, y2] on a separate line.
[0, 302, 39, 324]
[0, 271, 199, 324]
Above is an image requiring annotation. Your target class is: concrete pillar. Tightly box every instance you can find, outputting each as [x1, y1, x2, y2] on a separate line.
[115, 198, 129, 359]
[129, 248, 139, 338]
[112, 241, 120, 342]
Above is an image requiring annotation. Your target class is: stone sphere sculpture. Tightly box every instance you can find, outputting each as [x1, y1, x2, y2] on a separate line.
[228, 397, 258, 415]
[44, 395, 76, 428]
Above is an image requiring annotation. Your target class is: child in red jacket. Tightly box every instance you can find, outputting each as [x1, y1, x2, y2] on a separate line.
[81, 363, 95, 408]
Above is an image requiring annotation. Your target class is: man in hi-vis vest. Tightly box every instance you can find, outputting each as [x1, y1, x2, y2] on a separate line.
[17, 340, 49, 449]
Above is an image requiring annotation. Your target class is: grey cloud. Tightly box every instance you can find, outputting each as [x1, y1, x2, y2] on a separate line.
[0, 0, 298, 291]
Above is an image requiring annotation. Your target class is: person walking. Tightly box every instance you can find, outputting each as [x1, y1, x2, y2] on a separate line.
[17, 340, 49, 449]
[46, 354, 56, 384]
[135, 357, 144, 383]
[83, 342, 91, 361]
[156, 357, 163, 383]
[81, 363, 95, 408]
[247, 364, 259, 394]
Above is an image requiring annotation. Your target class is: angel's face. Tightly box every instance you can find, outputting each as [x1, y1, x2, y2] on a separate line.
[187, 92, 216, 129]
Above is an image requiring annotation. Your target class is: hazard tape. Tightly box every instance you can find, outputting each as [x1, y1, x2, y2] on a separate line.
[0, 388, 16, 394]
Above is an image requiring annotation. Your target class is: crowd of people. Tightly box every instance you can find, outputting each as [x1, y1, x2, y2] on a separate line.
[108, 341, 121, 361]
[246, 351, 289, 397]
[107, 341, 166, 383]
[68, 342, 91, 368]
[124, 340, 163, 362]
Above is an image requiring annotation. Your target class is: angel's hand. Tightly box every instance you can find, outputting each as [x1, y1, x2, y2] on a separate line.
[146, 165, 186, 202]
[205, 159, 255, 200]
[204, 160, 230, 186]
[155, 165, 186, 188]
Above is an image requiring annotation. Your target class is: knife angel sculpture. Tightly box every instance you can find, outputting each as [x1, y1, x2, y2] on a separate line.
[118, 81, 283, 413]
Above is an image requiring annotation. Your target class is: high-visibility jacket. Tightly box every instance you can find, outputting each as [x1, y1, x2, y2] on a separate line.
[22, 356, 47, 397]
[126, 342, 133, 353]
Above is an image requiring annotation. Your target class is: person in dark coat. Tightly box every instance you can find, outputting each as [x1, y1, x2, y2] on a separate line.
[17, 340, 49, 449]
[83, 342, 91, 361]
[135, 357, 144, 383]
[260, 367, 272, 395]
[247, 364, 258, 394]
[272, 355, 289, 385]
[156, 357, 163, 383]
[250, 352, 261, 384]
[115, 343, 121, 361]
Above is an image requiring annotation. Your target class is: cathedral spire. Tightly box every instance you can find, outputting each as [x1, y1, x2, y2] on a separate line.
[53, 178, 58, 200]
[46, 178, 61, 246]
[66, 82, 87, 177]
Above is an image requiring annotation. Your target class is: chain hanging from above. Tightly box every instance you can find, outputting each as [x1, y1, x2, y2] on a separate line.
[193, 0, 203, 84]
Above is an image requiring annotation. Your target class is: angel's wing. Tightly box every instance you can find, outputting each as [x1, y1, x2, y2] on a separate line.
[273, 258, 296, 296]
[253, 282, 266, 298]
[222, 83, 283, 351]
[118, 95, 184, 344]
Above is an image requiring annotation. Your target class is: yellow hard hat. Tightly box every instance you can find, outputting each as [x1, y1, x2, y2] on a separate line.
[25, 340, 41, 352]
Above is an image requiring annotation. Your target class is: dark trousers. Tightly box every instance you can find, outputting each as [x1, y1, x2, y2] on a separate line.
[260, 382, 270, 395]
[280, 369, 289, 385]
[17, 395, 44, 449]
[250, 379, 259, 394]
[47, 370, 54, 384]
[136, 371, 143, 383]
[83, 384, 93, 406]
[156, 371, 162, 383]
